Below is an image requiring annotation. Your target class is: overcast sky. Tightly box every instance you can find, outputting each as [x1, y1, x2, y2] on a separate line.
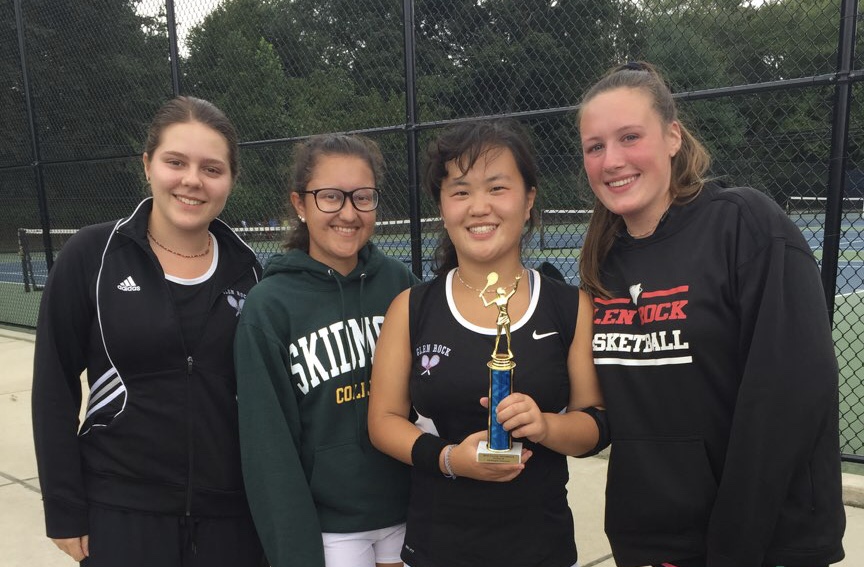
[136, 0, 224, 54]
[135, 0, 771, 54]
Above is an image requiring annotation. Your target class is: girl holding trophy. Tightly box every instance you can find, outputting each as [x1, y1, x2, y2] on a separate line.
[368, 119, 608, 567]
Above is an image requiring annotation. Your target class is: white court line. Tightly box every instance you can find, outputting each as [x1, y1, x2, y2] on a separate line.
[837, 289, 864, 299]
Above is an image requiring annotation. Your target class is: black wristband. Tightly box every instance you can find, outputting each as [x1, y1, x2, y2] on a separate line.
[576, 406, 611, 458]
[411, 433, 450, 475]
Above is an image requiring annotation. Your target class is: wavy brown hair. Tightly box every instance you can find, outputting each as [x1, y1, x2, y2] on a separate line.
[577, 61, 711, 299]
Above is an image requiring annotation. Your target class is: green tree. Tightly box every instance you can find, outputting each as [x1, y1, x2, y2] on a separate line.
[633, 2, 748, 182]
[185, 0, 291, 141]
[22, 0, 169, 162]
[2, 0, 168, 232]
[0, 0, 31, 167]
[185, 0, 294, 225]
[415, 0, 623, 118]
[626, 0, 844, 199]
[184, 0, 412, 223]
[744, 0, 842, 198]
[414, 0, 632, 208]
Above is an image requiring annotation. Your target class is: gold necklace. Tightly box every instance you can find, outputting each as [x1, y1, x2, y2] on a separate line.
[626, 202, 672, 239]
[626, 225, 658, 239]
[147, 230, 211, 259]
[455, 268, 524, 294]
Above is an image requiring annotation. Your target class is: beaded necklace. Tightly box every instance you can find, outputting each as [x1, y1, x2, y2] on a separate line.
[147, 230, 211, 259]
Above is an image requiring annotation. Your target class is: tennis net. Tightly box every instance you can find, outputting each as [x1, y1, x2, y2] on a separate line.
[786, 195, 864, 218]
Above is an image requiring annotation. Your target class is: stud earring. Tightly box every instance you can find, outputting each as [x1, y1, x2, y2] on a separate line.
[298, 216, 306, 223]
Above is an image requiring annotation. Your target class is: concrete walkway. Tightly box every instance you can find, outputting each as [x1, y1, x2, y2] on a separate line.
[1, 326, 861, 566]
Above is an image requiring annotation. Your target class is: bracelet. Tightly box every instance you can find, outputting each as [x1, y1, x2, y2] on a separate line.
[411, 433, 450, 476]
[443, 444, 457, 479]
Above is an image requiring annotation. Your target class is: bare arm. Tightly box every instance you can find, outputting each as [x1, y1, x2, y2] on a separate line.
[495, 289, 604, 456]
[368, 290, 422, 464]
[369, 289, 531, 481]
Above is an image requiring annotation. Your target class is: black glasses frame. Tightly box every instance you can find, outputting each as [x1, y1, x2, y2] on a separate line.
[298, 187, 380, 212]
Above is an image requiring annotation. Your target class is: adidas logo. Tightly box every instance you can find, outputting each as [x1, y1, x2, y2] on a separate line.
[117, 276, 141, 292]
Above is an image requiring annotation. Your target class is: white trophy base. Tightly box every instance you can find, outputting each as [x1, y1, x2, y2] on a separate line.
[476, 440, 523, 464]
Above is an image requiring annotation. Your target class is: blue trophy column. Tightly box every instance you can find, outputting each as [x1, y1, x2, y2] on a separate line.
[488, 367, 513, 451]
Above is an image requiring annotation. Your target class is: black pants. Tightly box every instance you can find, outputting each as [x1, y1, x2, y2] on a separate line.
[81, 506, 265, 567]
[653, 561, 828, 567]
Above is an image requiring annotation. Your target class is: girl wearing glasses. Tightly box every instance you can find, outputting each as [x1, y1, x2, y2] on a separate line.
[234, 134, 418, 567]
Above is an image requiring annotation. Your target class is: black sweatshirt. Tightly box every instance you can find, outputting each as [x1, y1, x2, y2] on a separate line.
[592, 184, 845, 567]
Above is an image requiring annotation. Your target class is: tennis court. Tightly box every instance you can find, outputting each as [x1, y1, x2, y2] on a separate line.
[835, 289, 864, 453]
[6, 212, 864, 454]
[8, 210, 864, 292]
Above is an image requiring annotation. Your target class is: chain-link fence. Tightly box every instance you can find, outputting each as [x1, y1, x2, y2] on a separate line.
[1, 0, 862, 459]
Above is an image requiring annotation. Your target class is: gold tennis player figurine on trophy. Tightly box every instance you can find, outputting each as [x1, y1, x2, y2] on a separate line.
[477, 271, 523, 463]
[481, 271, 521, 359]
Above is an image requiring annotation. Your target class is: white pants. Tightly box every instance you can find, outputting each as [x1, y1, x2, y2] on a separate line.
[406, 561, 579, 567]
[322, 523, 406, 567]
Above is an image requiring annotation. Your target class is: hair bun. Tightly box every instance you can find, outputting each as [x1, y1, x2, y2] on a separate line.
[620, 61, 647, 72]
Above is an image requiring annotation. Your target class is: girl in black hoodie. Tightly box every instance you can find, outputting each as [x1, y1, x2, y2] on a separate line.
[578, 61, 845, 567]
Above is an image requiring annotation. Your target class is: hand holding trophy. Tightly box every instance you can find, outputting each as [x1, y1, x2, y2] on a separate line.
[477, 270, 524, 463]
[367, 119, 601, 567]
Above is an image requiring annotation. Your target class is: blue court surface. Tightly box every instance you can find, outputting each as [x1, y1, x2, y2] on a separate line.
[5, 216, 864, 294]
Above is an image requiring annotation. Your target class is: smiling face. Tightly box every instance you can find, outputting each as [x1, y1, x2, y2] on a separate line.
[579, 87, 682, 234]
[290, 154, 377, 275]
[143, 120, 233, 236]
[439, 146, 535, 268]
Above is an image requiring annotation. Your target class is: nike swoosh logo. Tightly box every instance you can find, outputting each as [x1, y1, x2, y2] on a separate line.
[532, 330, 558, 340]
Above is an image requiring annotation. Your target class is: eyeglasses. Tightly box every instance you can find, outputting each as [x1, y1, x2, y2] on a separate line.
[298, 187, 380, 213]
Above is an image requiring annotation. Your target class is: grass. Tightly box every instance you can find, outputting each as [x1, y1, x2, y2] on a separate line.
[0, 282, 41, 328]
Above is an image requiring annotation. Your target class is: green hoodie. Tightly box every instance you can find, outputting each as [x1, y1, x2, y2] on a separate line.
[234, 242, 417, 567]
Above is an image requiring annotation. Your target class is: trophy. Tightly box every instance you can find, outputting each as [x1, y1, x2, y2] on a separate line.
[476, 271, 523, 464]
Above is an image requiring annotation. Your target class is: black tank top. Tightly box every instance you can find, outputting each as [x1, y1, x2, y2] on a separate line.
[402, 269, 580, 567]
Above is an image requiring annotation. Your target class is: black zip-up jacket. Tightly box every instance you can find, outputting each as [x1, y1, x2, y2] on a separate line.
[32, 199, 261, 538]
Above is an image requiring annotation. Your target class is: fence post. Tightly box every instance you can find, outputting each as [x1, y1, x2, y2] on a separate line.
[402, 0, 422, 277]
[166, 0, 182, 95]
[821, 0, 858, 320]
[14, 0, 53, 272]
[18, 229, 31, 293]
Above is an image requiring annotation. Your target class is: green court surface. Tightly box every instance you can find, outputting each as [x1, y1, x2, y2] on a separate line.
[835, 290, 864, 455]
[0, 282, 41, 328]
